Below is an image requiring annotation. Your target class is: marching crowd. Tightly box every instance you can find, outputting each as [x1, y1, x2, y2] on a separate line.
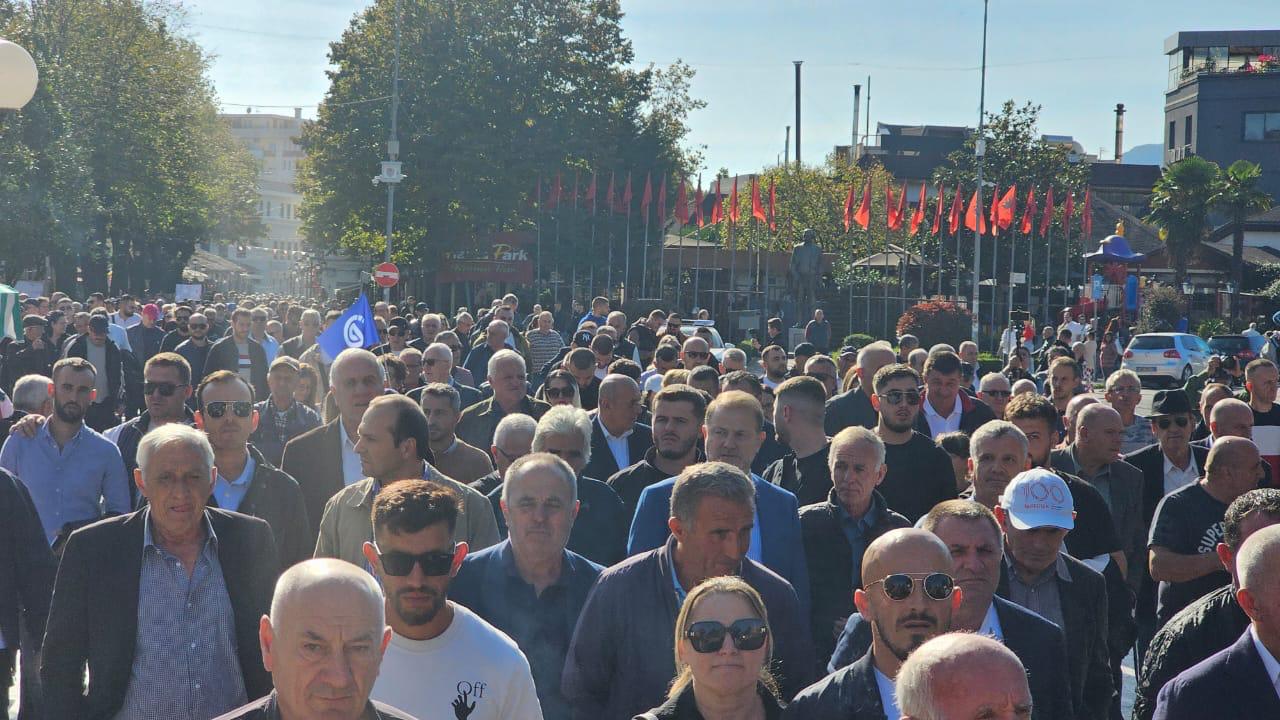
[2, 289, 1280, 720]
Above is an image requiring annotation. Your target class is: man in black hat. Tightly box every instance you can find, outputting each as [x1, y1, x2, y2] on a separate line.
[791, 342, 818, 379]
[373, 317, 412, 357]
[1, 315, 55, 394]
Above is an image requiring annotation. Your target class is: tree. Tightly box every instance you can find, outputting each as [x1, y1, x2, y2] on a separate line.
[1211, 160, 1272, 321]
[1147, 157, 1220, 290]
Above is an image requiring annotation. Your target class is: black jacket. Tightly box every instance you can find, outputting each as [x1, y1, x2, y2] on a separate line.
[212, 691, 416, 720]
[998, 554, 1114, 720]
[913, 389, 998, 438]
[281, 419, 346, 537]
[583, 412, 653, 482]
[207, 444, 313, 567]
[0, 339, 55, 393]
[63, 333, 123, 403]
[608, 447, 705, 521]
[764, 443, 832, 507]
[799, 489, 908, 665]
[126, 324, 165, 365]
[107, 409, 196, 506]
[489, 475, 628, 567]
[41, 508, 280, 720]
[0, 468, 55, 653]
[1133, 584, 1249, 720]
[637, 683, 785, 720]
[783, 647, 888, 720]
[1153, 628, 1280, 720]
[823, 387, 877, 435]
[204, 335, 270, 400]
[279, 334, 317, 360]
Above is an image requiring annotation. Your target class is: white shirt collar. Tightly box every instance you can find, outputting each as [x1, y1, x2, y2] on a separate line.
[338, 417, 364, 486]
[597, 413, 634, 441]
[977, 602, 1004, 641]
[1251, 625, 1280, 697]
[922, 393, 963, 421]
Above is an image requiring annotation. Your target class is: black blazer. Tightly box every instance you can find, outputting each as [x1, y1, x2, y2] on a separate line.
[41, 508, 280, 720]
[1154, 628, 1280, 720]
[783, 647, 888, 719]
[1124, 443, 1210, 527]
[208, 444, 313, 567]
[583, 412, 653, 482]
[0, 468, 56, 652]
[281, 419, 346, 537]
[204, 335, 270, 400]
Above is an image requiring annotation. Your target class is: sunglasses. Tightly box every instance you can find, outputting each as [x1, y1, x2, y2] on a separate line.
[685, 618, 769, 654]
[204, 401, 254, 419]
[545, 385, 574, 399]
[424, 358, 444, 367]
[1156, 416, 1191, 430]
[982, 389, 1011, 398]
[877, 388, 923, 406]
[866, 572, 956, 601]
[1109, 387, 1141, 396]
[375, 544, 457, 576]
[685, 351, 709, 360]
[143, 381, 188, 397]
[388, 328, 404, 336]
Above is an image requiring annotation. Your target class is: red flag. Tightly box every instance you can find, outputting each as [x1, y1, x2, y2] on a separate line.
[585, 171, 597, 214]
[768, 179, 777, 232]
[987, 184, 1000, 234]
[948, 184, 963, 235]
[843, 180, 857, 232]
[640, 172, 652, 216]
[621, 173, 633, 214]
[931, 184, 945, 236]
[751, 177, 766, 224]
[1019, 187, 1038, 235]
[965, 189, 988, 234]
[996, 185, 1018, 230]
[710, 180, 723, 224]
[657, 176, 667, 223]
[695, 179, 705, 228]
[910, 182, 927, 235]
[728, 177, 740, 224]
[570, 170, 579, 207]
[894, 183, 908, 231]
[675, 179, 688, 225]
[853, 178, 872, 230]
[549, 172, 562, 210]
[1062, 191, 1075, 239]
[606, 172, 617, 215]
[1038, 186, 1055, 238]
[1081, 187, 1093, 240]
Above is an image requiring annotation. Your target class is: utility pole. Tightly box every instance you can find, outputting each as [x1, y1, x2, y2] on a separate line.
[376, 0, 404, 304]
[970, 0, 989, 347]
[793, 61, 803, 170]
[784, 126, 790, 167]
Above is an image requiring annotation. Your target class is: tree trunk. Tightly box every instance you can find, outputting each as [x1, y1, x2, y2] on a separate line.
[1232, 222, 1245, 323]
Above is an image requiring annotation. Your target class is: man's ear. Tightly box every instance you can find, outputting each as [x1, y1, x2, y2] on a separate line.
[870, 393, 880, 411]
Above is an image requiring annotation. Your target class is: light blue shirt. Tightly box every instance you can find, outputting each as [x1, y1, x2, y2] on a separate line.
[874, 665, 900, 719]
[747, 474, 764, 565]
[106, 322, 132, 353]
[253, 332, 279, 364]
[978, 602, 1005, 641]
[0, 422, 131, 545]
[212, 453, 256, 512]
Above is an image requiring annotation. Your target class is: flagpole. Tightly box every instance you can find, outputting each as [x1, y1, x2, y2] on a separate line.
[642, 206, 651, 298]
[676, 221, 685, 310]
[971, 0, 989, 346]
[1007, 227, 1017, 320]
[625, 204, 633, 304]
[535, 179, 542, 296]
[606, 198, 613, 297]
[1044, 223, 1052, 326]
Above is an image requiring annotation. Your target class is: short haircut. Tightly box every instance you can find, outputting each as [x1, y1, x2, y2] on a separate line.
[775, 375, 827, 410]
[1246, 358, 1277, 379]
[921, 499, 1003, 550]
[706, 390, 764, 431]
[301, 308, 322, 325]
[493, 412, 538, 447]
[937, 431, 971, 460]
[720, 369, 763, 397]
[896, 634, 1025, 720]
[652, 384, 709, 421]
[371, 479, 459, 536]
[419, 382, 461, 414]
[144, 352, 192, 386]
[378, 354, 407, 387]
[670, 461, 756, 524]
[872, 363, 920, 393]
[487, 348, 526, 378]
[329, 348, 385, 388]
[52, 356, 97, 382]
[1105, 369, 1141, 391]
[501, 452, 578, 505]
[590, 334, 614, 356]
[1224, 488, 1280, 550]
[137, 423, 214, 478]
[566, 347, 595, 370]
[370, 394, 433, 462]
[231, 307, 251, 322]
[662, 369, 691, 387]
[607, 358, 642, 380]
[12, 374, 52, 413]
[688, 365, 719, 386]
[723, 347, 747, 365]
[1003, 392, 1059, 428]
[830, 426, 886, 469]
[654, 345, 679, 363]
[922, 350, 962, 377]
[969, 420, 1028, 462]
[532, 405, 592, 466]
[197, 369, 255, 406]
[1050, 356, 1081, 380]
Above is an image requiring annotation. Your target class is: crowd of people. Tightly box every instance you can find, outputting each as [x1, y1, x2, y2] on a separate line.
[2, 288, 1280, 720]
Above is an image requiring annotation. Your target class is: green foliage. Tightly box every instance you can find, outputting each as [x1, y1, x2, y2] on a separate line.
[735, 340, 759, 361]
[895, 300, 973, 349]
[1147, 157, 1220, 289]
[842, 333, 877, 350]
[1136, 284, 1187, 333]
[1196, 318, 1231, 337]
[1211, 160, 1273, 319]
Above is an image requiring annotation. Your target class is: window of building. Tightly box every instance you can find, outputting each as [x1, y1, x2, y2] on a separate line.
[1169, 120, 1177, 150]
[265, 201, 272, 217]
[1184, 114, 1193, 146]
[1244, 111, 1280, 141]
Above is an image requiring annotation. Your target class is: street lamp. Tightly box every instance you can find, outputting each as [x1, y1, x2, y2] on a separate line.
[0, 39, 38, 110]
[970, 0, 990, 348]
[1182, 280, 1194, 296]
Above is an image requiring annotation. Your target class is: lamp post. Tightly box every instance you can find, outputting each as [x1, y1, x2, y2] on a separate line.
[0, 39, 38, 111]
[370, 0, 403, 304]
[970, 0, 989, 348]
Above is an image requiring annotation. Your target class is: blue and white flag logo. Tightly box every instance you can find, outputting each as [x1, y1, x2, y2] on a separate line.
[317, 293, 380, 362]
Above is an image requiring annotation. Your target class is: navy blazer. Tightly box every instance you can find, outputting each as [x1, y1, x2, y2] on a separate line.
[582, 412, 653, 482]
[1154, 627, 1280, 720]
[626, 473, 811, 616]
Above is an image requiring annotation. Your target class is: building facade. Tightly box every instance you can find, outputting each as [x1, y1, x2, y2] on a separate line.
[221, 108, 307, 254]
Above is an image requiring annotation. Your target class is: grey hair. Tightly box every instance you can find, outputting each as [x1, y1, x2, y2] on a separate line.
[270, 558, 385, 635]
[969, 420, 1029, 462]
[670, 461, 756, 525]
[532, 405, 592, 466]
[502, 452, 578, 505]
[897, 633, 1029, 720]
[12, 374, 52, 413]
[829, 426, 886, 470]
[137, 423, 215, 479]
[1105, 368, 1141, 392]
[300, 308, 321, 325]
[488, 348, 526, 378]
[329, 348, 385, 387]
[723, 347, 747, 364]
[487, 319, 510, 338]
[423, 341, 453, 361]
[978, 372, 1010, 391]
[494, 412, 538, 446]
[419, 382, 461, 413]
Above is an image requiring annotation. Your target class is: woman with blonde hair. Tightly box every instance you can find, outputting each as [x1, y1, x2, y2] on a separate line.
[633, 576, 784, 719]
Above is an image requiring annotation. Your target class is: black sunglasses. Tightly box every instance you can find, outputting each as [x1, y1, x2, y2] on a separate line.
[144, 381, 188, 397]
[424, 357, 444, 367]
[685, 618, 769, 654]
[865, 572, 956, 602]
[1156, 416, 1191, 430]
[685, 351, 709, 359]
[807, 372, 836, 384]
[545, 385, 574, 399]
[375, 544, 457, 576]
[188, 323, 208, 329]
[388, 328, 404, 336]
[204, 401, 254, 419]
[877, 388, 923, 406]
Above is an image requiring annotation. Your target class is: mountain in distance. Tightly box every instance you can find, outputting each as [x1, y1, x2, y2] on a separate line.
[1122, 143, 1163, 166]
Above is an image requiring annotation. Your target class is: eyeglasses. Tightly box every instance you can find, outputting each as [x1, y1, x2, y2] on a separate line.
[877, 388, 923, 406]
[685, 351, 709, 360]
[203, 401, 254, 419]
[374, 544, 457, 576]
[1156, 416, 1191, 430]
[545, 385, 574, 399]
[143, 381, 188, 397]
[1109, 386, 1141, 396]
[865, 572, 956, 601]
[981, 389, 1011, 398]
[684, 618, 769, 654]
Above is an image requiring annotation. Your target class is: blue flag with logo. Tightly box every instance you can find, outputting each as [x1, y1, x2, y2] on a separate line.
[317, 293, 380, 362]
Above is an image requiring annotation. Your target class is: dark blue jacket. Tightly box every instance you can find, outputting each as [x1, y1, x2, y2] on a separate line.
[783, 647, 887, 720]
[488, 475, 628, 567]
[1154, 628, 1280, 720]
[626, 472, 811, 616]
[249, 396, 322, 468]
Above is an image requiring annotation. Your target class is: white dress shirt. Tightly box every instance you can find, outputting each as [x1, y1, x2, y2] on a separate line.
[874, 666, 900, 719]
[339, 417, 364, 487]
[922, 393, 963, 438]
[1163, 450, 1200, 497]
[599, 415, 633, 471]
[1251, 625, 1280, 700]
[977, 602, 1005, 642]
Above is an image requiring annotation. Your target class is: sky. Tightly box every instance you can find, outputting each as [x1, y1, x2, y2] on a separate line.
[185, 0, 1280, 177]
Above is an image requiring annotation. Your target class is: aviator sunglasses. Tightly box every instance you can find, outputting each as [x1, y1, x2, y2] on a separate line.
[865, 572, 956, 601]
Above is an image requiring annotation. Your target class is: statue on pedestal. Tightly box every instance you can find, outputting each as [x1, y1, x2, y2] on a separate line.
[788, 228, 821, 324]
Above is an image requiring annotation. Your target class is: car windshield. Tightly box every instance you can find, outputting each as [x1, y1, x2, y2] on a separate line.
[1130, 336, 1175, 350]
[682, 326, 723, 348]
[1209, 337, 1251, 352]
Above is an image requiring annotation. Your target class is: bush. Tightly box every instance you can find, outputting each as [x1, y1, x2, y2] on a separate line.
[895, 301, 973, 350]
[1136, 285, 1186, 334]
[736, 340, 760, 361]
[841, 333, 877, 350]
[1196, 318, 1230, 338]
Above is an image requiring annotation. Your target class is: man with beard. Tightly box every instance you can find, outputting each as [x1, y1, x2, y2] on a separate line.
[825, 343, 898, 435]
[175, 312, 214, 398]
[0, 358, 130, 551]
[420, 383, 494, 485]
[279, 309, 321, 360]
[870, 364, 957, 522]
[363, 479, 540, 720]
[761, 344, 789, 390]
[105, 352, 196, 504]
[785, 529, 960, 719]
[607, 384, 706, 519]
[159, 304, 193, 352]
[63, 314, 124, 431]
[204, 308, 270, 400]
[764, 376, 833, 506]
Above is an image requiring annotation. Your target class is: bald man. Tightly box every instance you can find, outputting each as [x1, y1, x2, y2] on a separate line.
[825, 343, 898, 435]
[1189, 383, 1234, 445]
[786, 529, 961, 719]
[1192, 398, 1254, 450]
[1150, 437, 1267, 626]
[582, 374, 651, 481]
[1063, 393, 1099, 446]
[215, 558, 414, 720]
[897, 633, 1033, 720]
[1153, 524, 1280, 719]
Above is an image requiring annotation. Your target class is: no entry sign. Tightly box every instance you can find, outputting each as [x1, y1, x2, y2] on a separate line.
[373, 262, 399, 288]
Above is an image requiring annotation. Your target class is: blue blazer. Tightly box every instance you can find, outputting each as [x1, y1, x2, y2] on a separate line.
[626, 473, 810, 615]
[1154, 628, 1280, 720]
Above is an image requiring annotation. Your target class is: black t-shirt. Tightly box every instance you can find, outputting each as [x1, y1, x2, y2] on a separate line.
[1059, 471, 1123, 561]
[880, 432, 959, 522]
[1149, 482, 1230, 624]
[762, 444, 832, 507]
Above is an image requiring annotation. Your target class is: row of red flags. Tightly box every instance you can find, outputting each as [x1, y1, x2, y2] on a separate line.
[536, 171, 1094, 241]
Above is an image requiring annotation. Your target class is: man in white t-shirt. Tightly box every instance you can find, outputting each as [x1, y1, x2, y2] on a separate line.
[363, 479, 542, 720]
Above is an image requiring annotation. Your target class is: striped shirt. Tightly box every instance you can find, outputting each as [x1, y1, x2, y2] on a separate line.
[527, 328, 565, 372]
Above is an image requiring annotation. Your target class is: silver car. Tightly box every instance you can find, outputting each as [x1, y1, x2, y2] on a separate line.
[1121, 332, 1212, 387]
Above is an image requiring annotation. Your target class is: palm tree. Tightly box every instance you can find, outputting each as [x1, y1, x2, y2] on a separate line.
[1147, 157, 1220, 291]
[1211, 160, 1273, 321]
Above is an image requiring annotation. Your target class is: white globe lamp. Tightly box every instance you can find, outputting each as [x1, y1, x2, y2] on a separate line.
[0, 38, 39, 110]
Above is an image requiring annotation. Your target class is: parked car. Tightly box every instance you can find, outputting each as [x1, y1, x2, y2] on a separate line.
[1122, 333, 1212, 387]
[1207, 334, 1258, 364]
[680, 320, 727, 363]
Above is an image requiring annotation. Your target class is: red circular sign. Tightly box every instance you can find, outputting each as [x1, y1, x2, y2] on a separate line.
[373, 262, 399, 288]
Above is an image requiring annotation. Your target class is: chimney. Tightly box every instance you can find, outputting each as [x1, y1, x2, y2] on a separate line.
[1114, 103, 1125, 164]
[294, 107, 302, 120]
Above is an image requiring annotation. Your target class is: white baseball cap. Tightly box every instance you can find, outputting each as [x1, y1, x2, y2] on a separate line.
[999, 468, 1075, 531]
